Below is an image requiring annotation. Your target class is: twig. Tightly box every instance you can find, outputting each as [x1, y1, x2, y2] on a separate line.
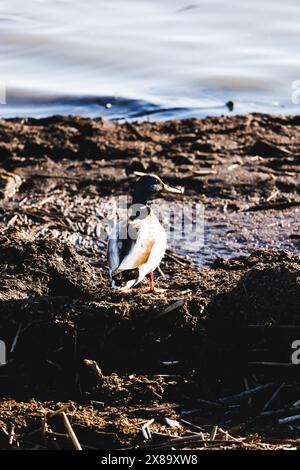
[157, 266, 166, 279]
[7, 214, 18, 227]
[196, 399, 225, 409]
[10, 323, 22, 353]
[263, 382, 286, 411]
[132, 404, 181, 413]
[141, 419, 154, 441]
[244, 377, 252, 407]
[218, 428, 242, 442]
[42, 412, 49, 437]
[278, 415, 300, 425]
[259, 406, 300, 418]
[178, 419, 205, 434]
[210, 425, 218, 441]
[193, 169, 218, 176]
[165, 253, 187, 266]
[249, 362, 293, 367]
[246, 201, 300, 212]
[133, 435, 244, 450]
[181, 409, 204, 416]
[61, 412, 82, 450]
[9, 425, 15, 445]
[165, 249, 191, 265]
[266, 190, 279, 202]
[218, 383, 275, 404]
[0, 426, 9, 437]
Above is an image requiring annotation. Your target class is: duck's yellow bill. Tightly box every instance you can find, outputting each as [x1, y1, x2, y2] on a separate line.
[162, 183, 183, 194]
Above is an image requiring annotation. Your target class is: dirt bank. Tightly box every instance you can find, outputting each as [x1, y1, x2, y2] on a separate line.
[0, 114, 299, 449]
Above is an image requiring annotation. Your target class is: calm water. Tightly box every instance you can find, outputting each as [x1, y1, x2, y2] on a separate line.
[0, 0, 300, 120]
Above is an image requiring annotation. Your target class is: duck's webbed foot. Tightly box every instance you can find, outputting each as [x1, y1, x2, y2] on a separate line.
[140, 272, 165, 294]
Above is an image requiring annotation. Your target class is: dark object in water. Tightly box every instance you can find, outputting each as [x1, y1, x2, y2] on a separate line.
[226, 100, 234, 111]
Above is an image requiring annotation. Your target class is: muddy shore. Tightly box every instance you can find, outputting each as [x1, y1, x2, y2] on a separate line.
[0, 113, 299, 450]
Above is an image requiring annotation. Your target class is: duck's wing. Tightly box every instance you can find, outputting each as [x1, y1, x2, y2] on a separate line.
[107, 220, 133, 273]
[108, 213, 167, 290]
[108, 217, 155, 273]
[108, 216, 157, 290]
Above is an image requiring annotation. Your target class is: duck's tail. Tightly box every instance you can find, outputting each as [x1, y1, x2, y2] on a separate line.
[111, 267, 140, 291]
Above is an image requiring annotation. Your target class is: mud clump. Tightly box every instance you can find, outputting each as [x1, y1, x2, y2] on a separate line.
[208, 249, 300, 325]
[0, 229, 101, 301]
[0, 231, 299, 448]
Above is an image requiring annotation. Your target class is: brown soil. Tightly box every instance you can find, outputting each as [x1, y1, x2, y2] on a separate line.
[0, 113, 299, 205]
[0, 114, 299, 450]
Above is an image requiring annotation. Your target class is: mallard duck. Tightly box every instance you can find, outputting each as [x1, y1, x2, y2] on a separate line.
[107, 174, 183, 293]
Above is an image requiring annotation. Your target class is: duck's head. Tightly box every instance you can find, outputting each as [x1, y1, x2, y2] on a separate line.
[132, 174, 183, 205]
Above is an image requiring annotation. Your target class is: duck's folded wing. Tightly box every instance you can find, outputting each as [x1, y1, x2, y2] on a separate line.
[107, 221, 127, 272]
[108, 219, 155, 273]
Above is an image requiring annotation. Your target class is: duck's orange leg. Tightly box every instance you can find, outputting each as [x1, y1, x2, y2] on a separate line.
[142, 271, 165, 294]
[149, 271, 155, 291]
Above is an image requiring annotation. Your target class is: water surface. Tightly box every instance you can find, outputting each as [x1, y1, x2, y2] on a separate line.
[0, 0, 300, 119]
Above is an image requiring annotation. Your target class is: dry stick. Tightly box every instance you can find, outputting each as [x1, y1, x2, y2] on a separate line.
[10, 323, 22, 354]
[0, 426, 9, 437]
[218, 382, 275, 404]
[193, 169, 218, 176]
[278, 414, 300, 425]
[42, 412, 49, 437]
[178, 418, 205, 434]
[157, 266, 166, 279]
[196, 399, 225, 409]
[165, 253, 187, 266]
[61, 412, 82, 450]
[138, 436, 243, 451]
[132, 404, 181, 413]
[266, 190, 279, 202]
[249, 362, 293, 367]
[246, 201, 300, 212]
[218, 428, 241, 442]
[7, 214, 18, 227]
[263, 382, 286, 411]
[9, 425, 15, 445]
[181, 409, 204, 416]
[47, 430, 69, 439]
[210, 425, 218, 441]
[243, 377, 252, 407]
[166, 249, 191, 264]
[259, 406, 300, 418]
[141, 419, 154, 441]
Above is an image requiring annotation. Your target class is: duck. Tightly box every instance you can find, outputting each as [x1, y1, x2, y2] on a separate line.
[107, 174, 183, 293]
